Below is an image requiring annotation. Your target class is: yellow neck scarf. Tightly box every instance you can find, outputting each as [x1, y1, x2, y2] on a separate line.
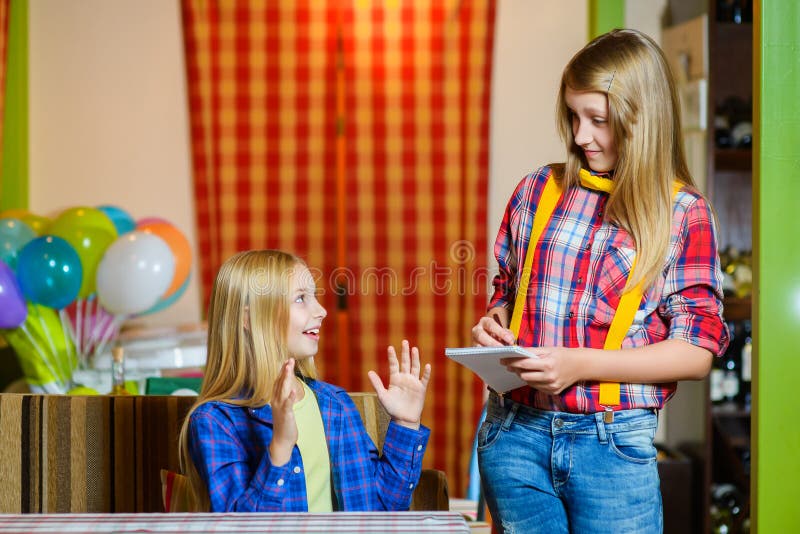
[579, 168, 614, 193]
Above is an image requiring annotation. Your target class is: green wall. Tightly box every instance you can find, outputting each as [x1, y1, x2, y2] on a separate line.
[588, 0, 625, 39]
[0, 0, 28, 211]
[753, 1, 800, 531]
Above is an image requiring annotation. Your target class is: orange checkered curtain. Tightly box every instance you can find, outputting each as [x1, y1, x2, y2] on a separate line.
[181, 0, 495, 494]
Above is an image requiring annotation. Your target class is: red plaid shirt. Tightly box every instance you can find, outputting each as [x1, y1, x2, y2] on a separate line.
[490, 166, 729, 413]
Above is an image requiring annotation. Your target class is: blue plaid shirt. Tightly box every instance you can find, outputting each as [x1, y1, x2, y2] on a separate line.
[188, 379, 430, 512]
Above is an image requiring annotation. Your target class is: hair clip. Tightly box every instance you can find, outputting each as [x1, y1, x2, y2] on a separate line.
[607, 70, 616, 92]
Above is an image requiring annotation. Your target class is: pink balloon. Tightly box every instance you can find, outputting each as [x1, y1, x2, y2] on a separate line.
[136, 216, 170, 227]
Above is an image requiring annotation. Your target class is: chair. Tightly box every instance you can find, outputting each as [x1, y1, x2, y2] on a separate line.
[0, 392, 448, 513]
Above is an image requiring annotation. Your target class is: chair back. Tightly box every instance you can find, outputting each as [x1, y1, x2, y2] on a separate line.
[0, 392, 447, 513]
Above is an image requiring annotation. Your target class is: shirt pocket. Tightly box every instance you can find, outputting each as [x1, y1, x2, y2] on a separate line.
[589, 227, 637, 326]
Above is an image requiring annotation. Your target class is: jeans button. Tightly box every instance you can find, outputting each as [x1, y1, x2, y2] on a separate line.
[554, 418, 564, 429]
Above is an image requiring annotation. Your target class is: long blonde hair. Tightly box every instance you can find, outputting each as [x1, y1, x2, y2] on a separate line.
[555, 29, 694, 290]
[178, 249, 318, 511]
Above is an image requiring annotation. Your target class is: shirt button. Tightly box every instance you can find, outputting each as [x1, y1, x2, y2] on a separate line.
[577, 277, 583, 284]
[417, 445, 423, 451]
[554, 419, 564, 429]
[568, 311, 574, 318]
[277, 479, 285, 486]
[585, 243, 591, 251]
[408, 483, 414, 489]
[598, 210, 604, 218]
[293, 466, 302, 474]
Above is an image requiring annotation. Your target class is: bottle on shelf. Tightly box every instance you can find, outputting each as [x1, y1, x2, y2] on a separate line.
[715, 321, 744, 409]
[710, 347, 727, 405]
[710, 483, 746, 534]
[739, 320, 752, 411]
[110, 345, 131, 396]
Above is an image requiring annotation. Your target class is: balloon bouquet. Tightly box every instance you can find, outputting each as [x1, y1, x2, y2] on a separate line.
[0, 206, 191, 393]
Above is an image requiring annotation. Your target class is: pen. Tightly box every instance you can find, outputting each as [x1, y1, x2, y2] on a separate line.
[492, 313, 512, 346]
[492, 313, 504, 327]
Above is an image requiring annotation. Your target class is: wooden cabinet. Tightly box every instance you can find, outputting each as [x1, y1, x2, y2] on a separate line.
[705, 3, 753, 533]
[664, 3, 753, 532]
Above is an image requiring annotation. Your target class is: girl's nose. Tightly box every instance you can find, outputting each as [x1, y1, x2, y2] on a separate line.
[573, 120, 592, 146]
[316, 302, 328, 319]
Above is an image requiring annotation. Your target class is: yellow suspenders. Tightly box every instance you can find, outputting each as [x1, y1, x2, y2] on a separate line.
[507, 172, 681, 411]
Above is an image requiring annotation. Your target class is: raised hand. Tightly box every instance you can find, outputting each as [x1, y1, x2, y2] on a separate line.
[269, 358, 299, 466]
[367, 340, 431, 430]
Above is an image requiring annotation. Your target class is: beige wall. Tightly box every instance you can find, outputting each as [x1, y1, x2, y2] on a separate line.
[488, 0, 587, 272]
[29, 0, 200, 327]
[28, 0, 667, 328]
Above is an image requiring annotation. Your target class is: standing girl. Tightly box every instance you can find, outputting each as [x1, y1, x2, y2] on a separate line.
[472, 29, 728, 532]
[179, 250, 431, 512]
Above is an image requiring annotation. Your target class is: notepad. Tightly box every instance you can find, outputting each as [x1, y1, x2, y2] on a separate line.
[445, 346, 537, 393]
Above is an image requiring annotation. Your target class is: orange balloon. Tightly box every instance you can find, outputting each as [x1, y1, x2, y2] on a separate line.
[137, 221, 192, 298]
[0, 209, 51, 235]
[0, 209, 30, 219]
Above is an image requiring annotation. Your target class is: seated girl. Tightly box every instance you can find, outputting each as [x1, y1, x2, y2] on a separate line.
[179, 249, 432, 512]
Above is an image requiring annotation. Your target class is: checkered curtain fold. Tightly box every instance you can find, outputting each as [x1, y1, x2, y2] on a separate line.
[181, 0, 495, 493]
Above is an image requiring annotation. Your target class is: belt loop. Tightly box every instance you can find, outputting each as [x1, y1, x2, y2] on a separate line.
[501, 402, 519, 431]
[594, 412, 608, 443]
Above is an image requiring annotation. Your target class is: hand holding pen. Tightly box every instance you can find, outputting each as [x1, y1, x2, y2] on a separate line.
[471, 308, 516, 347]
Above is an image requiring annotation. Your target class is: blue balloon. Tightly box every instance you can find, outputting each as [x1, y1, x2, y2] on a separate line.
[0, 217, 36, 271]
[138, 272, 191, 316]
[97, 205, 136, 235]
[17, 235, 83, 310]
[0, 259, 27, 328]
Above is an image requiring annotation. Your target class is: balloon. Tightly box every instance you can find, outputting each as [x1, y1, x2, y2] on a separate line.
[138, 272, 190, 316]
[0, 209, 30, 219]
[3, 302, 75, 390]
[49, 223, 116, 298]
[68, 386, 100, 395]
[96, 232, 176, 315]
[136, 216, 170, 227]
[0, 260, 27, 328]
[17, 235, 83, 309]
[21, 213, 51, 235]
[51, 206, 118, 238]
[97, 205, 136, 235]
[0, 218, 36, 270]
[136, 221, 192, 299]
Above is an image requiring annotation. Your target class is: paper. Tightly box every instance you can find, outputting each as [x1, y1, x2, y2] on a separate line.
[445, 346, 536, 393]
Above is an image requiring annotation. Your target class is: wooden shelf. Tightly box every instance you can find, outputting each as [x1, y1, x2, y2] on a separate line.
[723, 297, 751, 321]
[714, 148, 751, 171]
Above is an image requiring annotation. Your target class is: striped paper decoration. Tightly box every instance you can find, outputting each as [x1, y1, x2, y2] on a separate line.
[181, 0, 495, 493]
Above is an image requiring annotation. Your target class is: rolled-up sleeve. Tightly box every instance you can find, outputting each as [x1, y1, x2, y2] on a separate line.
[661, 195, 730, 356]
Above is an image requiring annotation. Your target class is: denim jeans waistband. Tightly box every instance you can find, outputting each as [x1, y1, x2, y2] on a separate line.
[487, 391, 657, 437]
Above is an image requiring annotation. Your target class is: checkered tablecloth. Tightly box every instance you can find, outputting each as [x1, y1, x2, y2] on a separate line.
[0, 511, 470, 533]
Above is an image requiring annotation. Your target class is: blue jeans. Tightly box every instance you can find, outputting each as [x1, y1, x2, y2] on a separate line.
[477, 393, 662, 533]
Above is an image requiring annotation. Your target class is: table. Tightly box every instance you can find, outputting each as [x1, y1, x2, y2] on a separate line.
[0, 511, 470, 533]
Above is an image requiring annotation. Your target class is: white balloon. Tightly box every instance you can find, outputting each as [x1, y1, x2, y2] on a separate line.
[96, 232, 176, 315]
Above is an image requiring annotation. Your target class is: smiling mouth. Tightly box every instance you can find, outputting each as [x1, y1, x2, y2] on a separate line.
[303, 328, 320, 340]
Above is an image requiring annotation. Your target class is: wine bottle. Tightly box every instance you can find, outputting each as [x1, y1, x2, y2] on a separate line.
[740, 320, 752, 410]
[721, 321, 742, 407]
[111, 346, 131, 395]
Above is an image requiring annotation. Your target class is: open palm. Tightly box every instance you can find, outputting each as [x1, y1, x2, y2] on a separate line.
[368, 340, 431, 429]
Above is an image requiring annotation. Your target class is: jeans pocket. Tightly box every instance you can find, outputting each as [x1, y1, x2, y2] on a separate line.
[476, 419, 503, 451]
[608, 425, 657, 464]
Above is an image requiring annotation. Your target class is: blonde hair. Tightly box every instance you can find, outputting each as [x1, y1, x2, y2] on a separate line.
[554, 29, 695, 290]
[178, 249, 318, 510]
